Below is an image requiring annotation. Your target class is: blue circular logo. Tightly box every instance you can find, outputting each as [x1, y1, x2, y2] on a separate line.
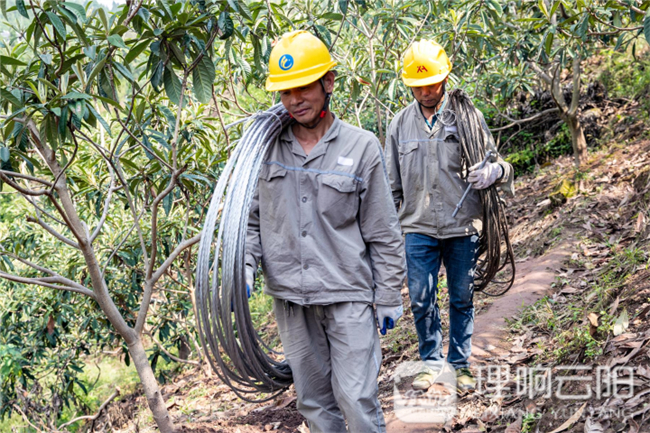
[279, 54, 294, 71]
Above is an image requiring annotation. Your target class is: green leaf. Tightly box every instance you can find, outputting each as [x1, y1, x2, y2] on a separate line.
[87, 104, 112, 137]
[97, 7, 109, 32]
[15, 0, 28, 18]
[1, 88, 22, 108]
[125, 39, 150, 64]
[549, 0, 561, 18]
[62, 2, 86, 23]
[338, 0, 348, 14]
[192, 55, 214, 104]
[217, 11, 234, 40]
[0, 147, 9, 163]
[62, 91, 92, 100]
[151, 60, 164, 92]
[544, 30, 554, 55]
[487, 0, 503, 16]
[107, 34, 127, 49]
[644, 13, 650, 45]
[46, 12, 66, 41]
[227, 0, 239, 12]
[112, 62, 134, 82]
[0, 55, 26, 66]
[538, 0, 549, 19]
[91, 94, 122, 108]
[164, 66, 183, 105]
[85, 57, 107, 92]
[0, 0, 7, 20]
[321, 12, 343, 20]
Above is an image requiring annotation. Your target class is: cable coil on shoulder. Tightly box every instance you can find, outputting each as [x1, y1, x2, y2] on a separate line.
[195, 104, 294, 402]
[447, 89, 516, 297]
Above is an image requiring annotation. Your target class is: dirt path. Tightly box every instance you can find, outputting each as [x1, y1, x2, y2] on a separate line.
[384, 238, 576, 432]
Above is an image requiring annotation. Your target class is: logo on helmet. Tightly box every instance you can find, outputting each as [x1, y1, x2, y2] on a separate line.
[416, 65, 428, 73]
[279, 54, 294, 71]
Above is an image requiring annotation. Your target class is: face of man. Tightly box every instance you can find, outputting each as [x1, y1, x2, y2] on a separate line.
[411, 77, 447, 109]
[280, 71, 335, 127]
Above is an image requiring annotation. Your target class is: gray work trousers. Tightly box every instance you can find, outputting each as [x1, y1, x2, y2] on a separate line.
[273, 299, 386, 433]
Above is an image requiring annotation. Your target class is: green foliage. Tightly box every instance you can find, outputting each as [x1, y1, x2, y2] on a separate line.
[598, 47, 650, 114]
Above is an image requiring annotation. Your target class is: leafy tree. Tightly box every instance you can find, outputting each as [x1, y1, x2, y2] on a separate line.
[480, 0, 650, 166]
[0, 0, 259, 430]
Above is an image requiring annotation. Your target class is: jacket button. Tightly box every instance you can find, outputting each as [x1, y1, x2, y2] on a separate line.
[303, 264, 309, 270]
[301, 197, 307, 203]
[301, 231, 307, 237]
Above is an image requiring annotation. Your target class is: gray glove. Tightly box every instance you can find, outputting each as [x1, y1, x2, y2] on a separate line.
[468, 161, 503, 189]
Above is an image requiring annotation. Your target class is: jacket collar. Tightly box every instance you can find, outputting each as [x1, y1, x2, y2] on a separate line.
[281, 116, 342, 163]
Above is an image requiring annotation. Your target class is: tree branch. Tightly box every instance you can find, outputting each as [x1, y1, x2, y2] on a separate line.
[0, 271, 96, 298]
[0, 172, 50, 196]
[58, 387, 120, 429]
[145, 331, 200, 366]
[568, 54, 581, 116]
[26, 214, 80, 249]
[150, 233, 201, 284]
[490, 108, 560, 132]
[90, 171, 117, 243]
[12, 405, 45, 433]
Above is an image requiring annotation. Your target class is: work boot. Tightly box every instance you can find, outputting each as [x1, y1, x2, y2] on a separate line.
[412, 367, 441, 391]
[455, 367, 476, 392]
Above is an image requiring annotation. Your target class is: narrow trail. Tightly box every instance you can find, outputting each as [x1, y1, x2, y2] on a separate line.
[383, 238, 578, 433]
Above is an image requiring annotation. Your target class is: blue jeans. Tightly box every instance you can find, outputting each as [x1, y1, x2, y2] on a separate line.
[405, 233, 478, 369]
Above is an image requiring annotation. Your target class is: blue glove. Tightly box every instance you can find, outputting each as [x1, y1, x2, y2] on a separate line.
[232, 284, 251, 312]
[376, 304, 403, 335]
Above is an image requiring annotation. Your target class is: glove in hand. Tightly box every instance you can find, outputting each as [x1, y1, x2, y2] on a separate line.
[468, 161, 503, 190]
[376, 304, 404, 335]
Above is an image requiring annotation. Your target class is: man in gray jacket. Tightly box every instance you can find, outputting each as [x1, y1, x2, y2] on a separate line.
[385, 40, 514, 392]
[246, 30, 406, 432]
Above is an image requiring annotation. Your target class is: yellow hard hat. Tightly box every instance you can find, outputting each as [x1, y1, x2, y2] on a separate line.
[266, 30, 337, 92]
[401, 40, 452, 87]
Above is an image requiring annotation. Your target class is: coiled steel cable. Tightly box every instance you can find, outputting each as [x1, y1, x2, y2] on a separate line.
[196, 104, 293, 402]
[447, 89, 516, 297]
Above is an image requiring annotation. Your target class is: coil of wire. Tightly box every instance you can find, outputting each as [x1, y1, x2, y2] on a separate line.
[448, 89, 516, 297]
[195, 104, 293, 402]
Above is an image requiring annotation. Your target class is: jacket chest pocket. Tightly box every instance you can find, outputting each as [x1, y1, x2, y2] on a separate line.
[258, 164, 289, 225]
[318, 173, 359, 229]
[443, 126, 462, 173]
[399, 140, 422, 181]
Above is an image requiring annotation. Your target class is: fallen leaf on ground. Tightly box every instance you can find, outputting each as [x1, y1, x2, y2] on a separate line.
[504, 416, 522, 433]
[548, 402, 586, 433]
[635, 212, 646, 233]
[584, 416, 604, 433]
[613, 310, 629, 336]
[274, 395, 296, 410]
[609, 296, 620, 315]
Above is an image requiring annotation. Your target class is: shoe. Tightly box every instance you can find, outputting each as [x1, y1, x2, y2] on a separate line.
[455, 367, 476, 392]
[412, 367, 441, 391]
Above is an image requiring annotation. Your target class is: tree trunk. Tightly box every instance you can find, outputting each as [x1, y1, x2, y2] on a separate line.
[128, 337, 176, 433]
[563, 111, 588, 166]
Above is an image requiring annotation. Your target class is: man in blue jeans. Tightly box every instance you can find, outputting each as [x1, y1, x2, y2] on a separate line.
[385, 40, 514, 391]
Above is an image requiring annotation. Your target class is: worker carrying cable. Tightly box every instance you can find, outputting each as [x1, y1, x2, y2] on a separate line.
[245, 30, 406, 432]
[384, 40, 515, 393]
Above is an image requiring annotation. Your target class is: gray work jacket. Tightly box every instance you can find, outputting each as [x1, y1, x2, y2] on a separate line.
[246, 117, 406, 306]
[385, 101, 514, 239]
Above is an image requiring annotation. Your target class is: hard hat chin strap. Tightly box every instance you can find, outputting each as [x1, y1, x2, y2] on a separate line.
[289, 78, 331, 130]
